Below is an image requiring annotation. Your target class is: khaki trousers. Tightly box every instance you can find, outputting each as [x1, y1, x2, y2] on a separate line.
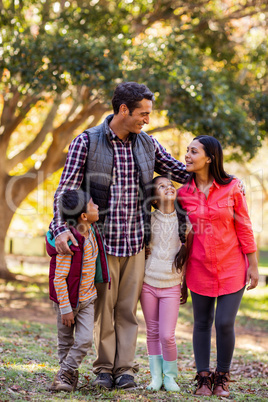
[54, 299, 94, 373]
[93, 249, 145, 377]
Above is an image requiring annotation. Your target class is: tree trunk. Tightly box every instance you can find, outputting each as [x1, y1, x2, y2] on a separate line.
[0, 208, 16, 280]
[0, 237, 15, 280]
[0, 175, 16, 279]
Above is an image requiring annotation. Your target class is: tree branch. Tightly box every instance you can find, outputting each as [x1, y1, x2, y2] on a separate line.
[53, 100, 108, 141]
[0, 93, 38, 147]
[147, 124, 176, 135]
[0, 87, 20, 127]
[6, 96, 61, 172]
[9, 100, 108, 207]
[132, 0, 208, 33]
[132, 0, 268, 35]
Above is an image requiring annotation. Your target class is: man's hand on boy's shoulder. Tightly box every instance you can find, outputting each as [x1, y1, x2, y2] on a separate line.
[55, 231, 78, 255]
[61, 311, 75, 327]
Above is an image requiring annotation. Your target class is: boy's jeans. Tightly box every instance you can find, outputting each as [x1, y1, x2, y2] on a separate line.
[54, 299, 94, 372]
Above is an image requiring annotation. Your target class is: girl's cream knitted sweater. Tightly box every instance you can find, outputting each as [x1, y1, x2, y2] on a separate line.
[144, 209, 182, 288]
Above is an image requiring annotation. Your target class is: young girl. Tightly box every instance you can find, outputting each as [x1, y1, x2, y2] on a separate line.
[178, 135, 258, 397]
[140, 176, 188, 392]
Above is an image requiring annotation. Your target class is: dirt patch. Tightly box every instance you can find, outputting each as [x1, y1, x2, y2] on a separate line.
[1, 300, 55, 325]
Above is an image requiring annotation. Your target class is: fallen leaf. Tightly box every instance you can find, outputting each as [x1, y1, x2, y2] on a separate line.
[10, 384, 22, 392]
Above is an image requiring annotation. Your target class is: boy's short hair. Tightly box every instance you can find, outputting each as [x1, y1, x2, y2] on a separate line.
[59, 189, 91, 227]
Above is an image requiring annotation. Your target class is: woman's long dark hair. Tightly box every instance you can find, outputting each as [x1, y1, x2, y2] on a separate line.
[151, 176, 187, 272]
[188, 135, 233, 185]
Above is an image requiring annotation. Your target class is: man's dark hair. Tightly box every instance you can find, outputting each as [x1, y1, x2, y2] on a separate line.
[112, 82, 155, 115]
[59, 189, 91, 227]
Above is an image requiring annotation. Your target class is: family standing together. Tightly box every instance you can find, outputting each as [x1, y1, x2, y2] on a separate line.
[46, 82, 259, 397]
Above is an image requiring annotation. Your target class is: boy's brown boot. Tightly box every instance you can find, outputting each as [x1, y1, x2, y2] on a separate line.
[212, 370, 230, 397]
[194, 371, 214, 396]
[50, 368, 79, 392]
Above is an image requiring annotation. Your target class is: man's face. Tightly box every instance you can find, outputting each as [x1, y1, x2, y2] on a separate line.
[123, 98, 153, 134]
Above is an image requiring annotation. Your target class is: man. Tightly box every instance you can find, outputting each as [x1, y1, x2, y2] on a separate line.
[50, 82, 189, 390]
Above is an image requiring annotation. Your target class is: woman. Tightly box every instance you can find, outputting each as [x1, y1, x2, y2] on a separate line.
[177, 135, 258, 397]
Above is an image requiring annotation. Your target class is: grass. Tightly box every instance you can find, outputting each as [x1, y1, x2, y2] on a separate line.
[0, 316, 267, 401]
[259, 251, 268, 268]
[0, 260, 267, 401]
[236, 287, 268, 331]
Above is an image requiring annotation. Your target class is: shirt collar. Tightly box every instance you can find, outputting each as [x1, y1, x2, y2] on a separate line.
[109, 127, 133, 143]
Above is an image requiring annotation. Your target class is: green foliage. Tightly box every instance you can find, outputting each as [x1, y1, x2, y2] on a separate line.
[1, 0, 267, 159]
[0, 2, 127, 96]
[0, 1, 268, 277]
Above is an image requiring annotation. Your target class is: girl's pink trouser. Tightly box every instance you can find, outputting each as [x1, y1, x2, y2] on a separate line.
[140, 282, 181, 361]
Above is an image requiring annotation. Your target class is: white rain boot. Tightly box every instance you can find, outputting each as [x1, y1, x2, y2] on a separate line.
[163, 360, 180, 391]
[147, 355, 163, 391]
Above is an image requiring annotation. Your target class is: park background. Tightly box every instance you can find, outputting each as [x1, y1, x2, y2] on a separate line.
[0, 0, 267, 400]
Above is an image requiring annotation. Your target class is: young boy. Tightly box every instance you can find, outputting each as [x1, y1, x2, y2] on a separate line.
[46, 189, 110, 392]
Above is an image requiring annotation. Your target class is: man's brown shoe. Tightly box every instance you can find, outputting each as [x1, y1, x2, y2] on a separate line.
[194, 371, 214, 396]
[50, 368, 78, 392]
[212, 371, 230, 397]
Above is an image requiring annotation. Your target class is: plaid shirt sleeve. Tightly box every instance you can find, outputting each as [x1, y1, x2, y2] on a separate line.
[151, 136, 189, 183]
[49, 133, 89, 238]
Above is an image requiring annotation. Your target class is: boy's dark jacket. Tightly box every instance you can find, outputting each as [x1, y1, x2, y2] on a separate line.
[46, 225, 110, 309]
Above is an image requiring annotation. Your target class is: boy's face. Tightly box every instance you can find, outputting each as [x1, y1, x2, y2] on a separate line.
[85, 198, 99, 223]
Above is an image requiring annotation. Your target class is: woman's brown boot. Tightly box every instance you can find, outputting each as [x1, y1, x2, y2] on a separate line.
[194, 371, 214, 396]
[212, 370, 230, 397]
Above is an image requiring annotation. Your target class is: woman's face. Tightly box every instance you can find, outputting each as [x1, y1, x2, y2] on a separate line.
[185, 140, 211, 173]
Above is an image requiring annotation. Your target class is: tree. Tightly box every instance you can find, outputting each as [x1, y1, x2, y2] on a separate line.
[0, 0, 267, 278]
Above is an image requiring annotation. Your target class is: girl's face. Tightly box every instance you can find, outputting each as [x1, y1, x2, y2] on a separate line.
[153, 177, 176, 207]
[185, 140, 211, 173]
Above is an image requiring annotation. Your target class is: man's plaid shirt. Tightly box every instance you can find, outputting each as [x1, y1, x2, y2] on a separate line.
[50, 130, 189, 257]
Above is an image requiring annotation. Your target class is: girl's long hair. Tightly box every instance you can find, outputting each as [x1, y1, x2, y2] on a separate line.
[174, 198, 187, 272]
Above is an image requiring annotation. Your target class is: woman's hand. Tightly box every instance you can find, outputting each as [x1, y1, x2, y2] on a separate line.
[238, 179, 246, 195]
[246, 265, 259, 290]
[246, 252, 259, 291]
